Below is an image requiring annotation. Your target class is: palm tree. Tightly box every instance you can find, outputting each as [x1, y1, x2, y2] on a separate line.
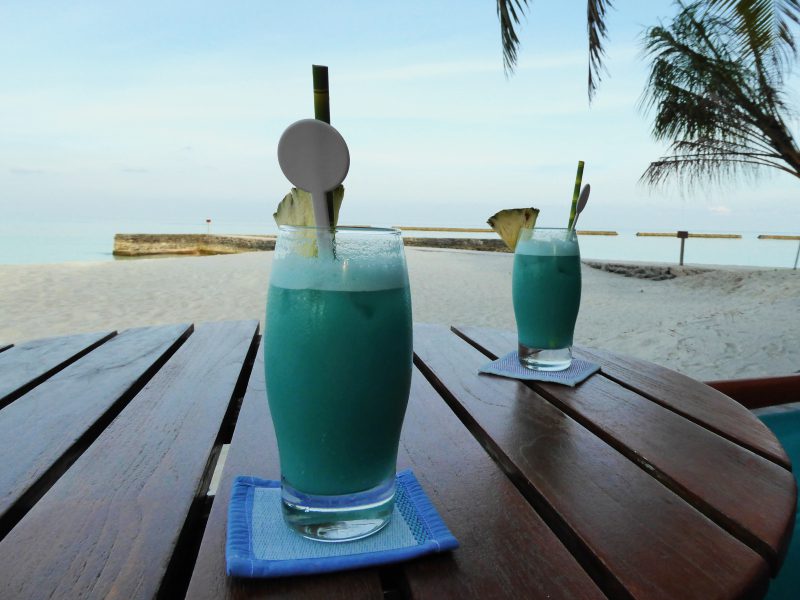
[496, 0, 800, 100]
[640, 2, 800, 187]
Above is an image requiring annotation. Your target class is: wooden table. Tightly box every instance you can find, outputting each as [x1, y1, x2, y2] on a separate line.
[0, 321, 794, 599]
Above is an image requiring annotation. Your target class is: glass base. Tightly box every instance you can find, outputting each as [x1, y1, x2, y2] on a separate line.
[281, 476, 395, 542]
[518, 343, 572, 371]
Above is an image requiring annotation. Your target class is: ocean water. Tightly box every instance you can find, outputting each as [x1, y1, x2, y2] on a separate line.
[1, 219, 798, 269]
[0, 218, 278, 265]
[577, 232, 800, 269]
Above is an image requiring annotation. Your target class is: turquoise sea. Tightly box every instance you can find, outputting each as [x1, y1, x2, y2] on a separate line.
[1, 218, 798, 269]
[0, 218, 279, 265]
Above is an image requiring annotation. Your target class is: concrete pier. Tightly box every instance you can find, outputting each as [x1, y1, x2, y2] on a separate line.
[113, 234, 276, 256]
[113, 233, 511, 256]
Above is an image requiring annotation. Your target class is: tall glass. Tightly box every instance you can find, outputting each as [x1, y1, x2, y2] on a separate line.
[264, 226, 413, 542]
[512, 227, 581, 371]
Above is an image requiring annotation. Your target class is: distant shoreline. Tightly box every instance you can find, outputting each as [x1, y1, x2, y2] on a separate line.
[111, 232, 800, 271]
[112, 233, 512, 256]
[3, 225, 798, 268]
[112, 229, 626, 257]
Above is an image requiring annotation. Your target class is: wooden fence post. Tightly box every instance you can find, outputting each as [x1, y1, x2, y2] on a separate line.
[677, 231, 689, 266]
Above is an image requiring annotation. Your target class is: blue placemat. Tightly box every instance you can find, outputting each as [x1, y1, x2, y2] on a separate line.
[480, 351, 600, 386]
[226, 469, 458, 578]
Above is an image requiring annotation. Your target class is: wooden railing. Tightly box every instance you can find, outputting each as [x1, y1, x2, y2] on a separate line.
[707, 375, 800, 410]
[395, 226, 618, 236]
[758, 234, 800, 241]
[635, 231, 743, 266]
[636, 232, 742, 239]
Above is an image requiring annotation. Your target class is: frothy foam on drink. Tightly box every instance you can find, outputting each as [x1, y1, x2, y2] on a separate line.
[516, 237, 579, 257]
[271, 253, 408, 291]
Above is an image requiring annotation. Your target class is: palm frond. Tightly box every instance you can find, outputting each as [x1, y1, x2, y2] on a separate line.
[496, 0, 613, 99]
[496, 0, 530, 74]
[587, 0, 614, 100]
[707, 0, 800, 68]
[642, 137, 796, 188]
[640, 1, 800, 189]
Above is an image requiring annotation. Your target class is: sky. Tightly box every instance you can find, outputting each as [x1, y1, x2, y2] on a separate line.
[1, 0, 799, 234]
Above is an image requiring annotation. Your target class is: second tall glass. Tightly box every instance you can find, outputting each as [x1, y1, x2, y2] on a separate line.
[512, 227, 582, 371]
[264, 226, 412, 542]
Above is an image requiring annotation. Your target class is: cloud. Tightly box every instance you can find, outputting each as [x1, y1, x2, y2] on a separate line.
[709, 205, 732, 215]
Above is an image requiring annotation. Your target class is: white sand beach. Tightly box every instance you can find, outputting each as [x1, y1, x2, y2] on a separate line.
[1, 248, 798, 381]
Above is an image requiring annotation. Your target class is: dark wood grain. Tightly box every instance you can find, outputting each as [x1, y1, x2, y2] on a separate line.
[395, 369, 604, 599]
[0, 323, 191, 537]
[414, 324, 770, 600]
[708, 375, 800, 410]
[186, 344, 384, 600]
[0, 329, 116, 408]
[459, 326, 797, 571]
[0, 320, 258, 600]
[454, 326, 791, 470]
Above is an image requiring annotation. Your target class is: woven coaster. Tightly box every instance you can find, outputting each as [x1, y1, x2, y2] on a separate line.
[226, 469, 458, 578]
[479, 351, 600, 386]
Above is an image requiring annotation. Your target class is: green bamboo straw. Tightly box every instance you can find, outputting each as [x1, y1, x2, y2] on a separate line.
[312, 65, 331, 124]
[568, 160, 585, 230]
[312, 65, 335, 225]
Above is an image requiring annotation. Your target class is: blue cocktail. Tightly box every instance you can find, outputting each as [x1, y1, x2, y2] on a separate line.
[264, 226, 412, 541]
[512, 227, 581, 370]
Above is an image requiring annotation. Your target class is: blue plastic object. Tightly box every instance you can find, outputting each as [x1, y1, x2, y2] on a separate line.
[226, 469, 458, 578]
[759, 409, 800, 600]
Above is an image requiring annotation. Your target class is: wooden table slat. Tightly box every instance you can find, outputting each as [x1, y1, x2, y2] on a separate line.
[396, 369, 605, 599]
[0, 330, 116, 408]
[186, 345, 385, 600]
[575, 346, 792, 468]
[414, 324, 770, 600]
[459, 326, 797, 571]
[0, 320, 259, 600]
[455, 326, 791, 470]
[0, 323, 192, 536]
[2, 322, 792, 600]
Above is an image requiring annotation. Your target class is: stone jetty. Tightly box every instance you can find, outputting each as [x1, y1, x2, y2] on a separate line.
[113, 234, 277, 256]
[113, 233, 510, 256]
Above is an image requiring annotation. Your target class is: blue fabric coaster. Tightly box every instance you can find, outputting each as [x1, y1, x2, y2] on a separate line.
[480, 351, 600, 386]
[226, 469, 458, 578]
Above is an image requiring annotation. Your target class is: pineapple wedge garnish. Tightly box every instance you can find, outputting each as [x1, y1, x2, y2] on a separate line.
[273, 185, 345, 227]
[487, 208, 540, 251]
